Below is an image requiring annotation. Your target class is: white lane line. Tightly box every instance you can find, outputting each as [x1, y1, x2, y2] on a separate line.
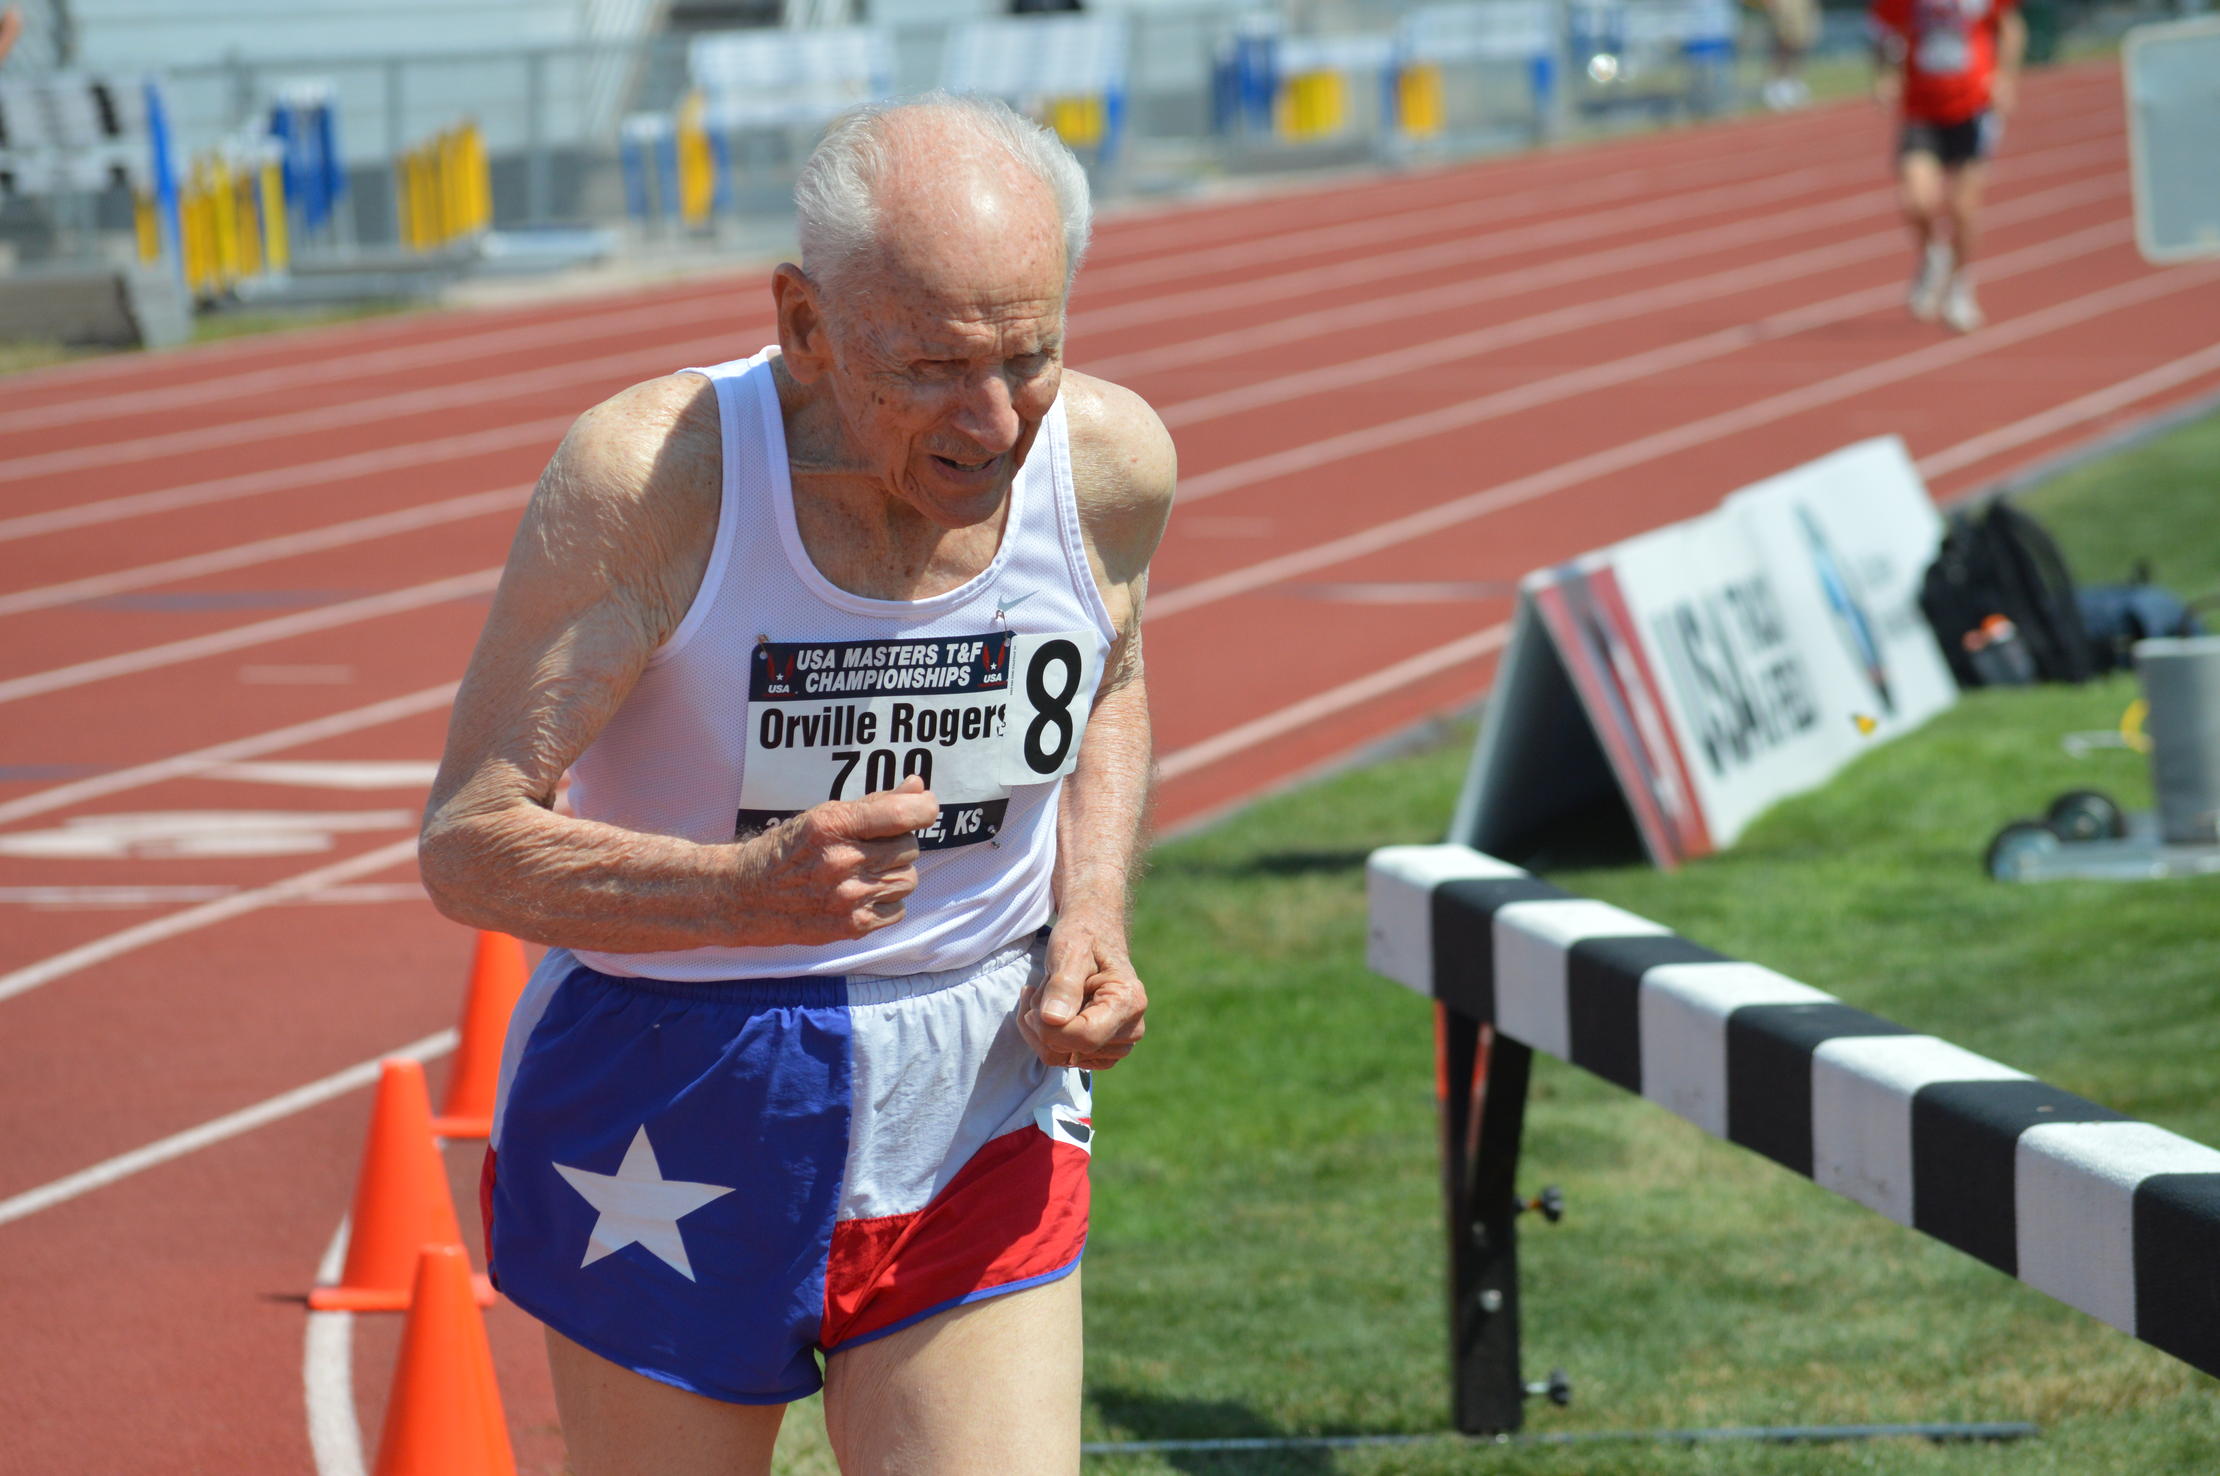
[0, 335, 727, 486]
[1078, 102, 2121, 337]
[1091, 103, 1859, 263]
[0, 213, 2143, 714]
[1126, 159, 2123, 396]
[0, 570, 496, 708]
[0, 882, 426, 908]
[0, 298, 765, 437]
[0, 486, 531, 619]
[0, 299, 2181, 1242]
[0, 683, 457, 827]
[305, 1219, 367, 1476]
[0, 834, 421, 1004]
[0, 106, 2117, 539]
[1151, 254, 2220, 619]
[1171, 216, 2134, 504]
[1, 135, 2120, 611]
[0, 167, 1867, 489]
[0, 1025, 456, 1227]
[1915, 340, 2220, 479]
[1157, 623, 1513, 782]
[1083, 125, 1878, 295]
[0, 418, 567, 546]
[1156, 175, 2125, 429]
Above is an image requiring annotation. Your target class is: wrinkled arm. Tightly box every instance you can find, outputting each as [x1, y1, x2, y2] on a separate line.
[1024, 375, 1176, 1066]
[419, 377, 742, 949]
[419, 376, 933, 952]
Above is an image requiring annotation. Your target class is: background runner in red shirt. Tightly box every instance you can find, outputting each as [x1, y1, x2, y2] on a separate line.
[1871, 0, 2026, 332]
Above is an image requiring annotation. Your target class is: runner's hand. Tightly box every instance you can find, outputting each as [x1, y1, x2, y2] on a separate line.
[1990, 73, 2016, 117]
[1021, 917, 1147, 1071]
[734, 775, 938, 942]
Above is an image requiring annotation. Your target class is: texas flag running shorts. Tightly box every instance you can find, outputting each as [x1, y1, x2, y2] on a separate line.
[481, 933, 1092, 1404]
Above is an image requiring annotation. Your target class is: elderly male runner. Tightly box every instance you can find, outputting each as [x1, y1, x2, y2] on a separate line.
[421, 93, 1173, 1475]
[1871, 0, 2025, 333]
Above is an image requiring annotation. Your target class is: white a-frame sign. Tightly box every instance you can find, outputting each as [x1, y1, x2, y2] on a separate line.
[1451, 438, 1960, 868]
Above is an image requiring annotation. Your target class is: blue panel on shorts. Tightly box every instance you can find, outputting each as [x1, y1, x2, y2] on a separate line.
[489, 962, 854, 1403]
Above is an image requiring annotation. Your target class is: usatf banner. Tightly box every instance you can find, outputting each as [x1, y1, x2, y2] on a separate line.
[1453, 438, 1957, 868]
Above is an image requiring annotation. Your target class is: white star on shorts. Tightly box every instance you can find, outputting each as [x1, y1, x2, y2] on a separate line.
[554, 1125, 735, 1281]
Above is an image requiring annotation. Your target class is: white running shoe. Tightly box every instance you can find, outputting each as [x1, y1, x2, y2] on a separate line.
[1909, 243, 1952, 322]
[1941, 278, 1984, 333]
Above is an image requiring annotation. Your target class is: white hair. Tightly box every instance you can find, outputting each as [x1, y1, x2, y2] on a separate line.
[794, 91, 1093, 297]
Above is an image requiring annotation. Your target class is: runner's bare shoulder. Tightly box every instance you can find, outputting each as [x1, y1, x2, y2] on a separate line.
[1060, 371, 1176, 591]
[521, 372, 724, 646]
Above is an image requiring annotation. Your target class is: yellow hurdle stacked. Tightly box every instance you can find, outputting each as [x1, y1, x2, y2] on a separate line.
[397, 120, 492, 252]
[142, 145, 289, 300]
[1045, 96, 1108, 150]
[674, 93, 717, 229]
[1277, 70, 1347, 140]
[1397, 63, 1446, 138]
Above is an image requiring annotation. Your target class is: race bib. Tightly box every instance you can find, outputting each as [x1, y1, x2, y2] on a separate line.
[736, 630, 1100, 851]
[1914, 25, 1970, 74]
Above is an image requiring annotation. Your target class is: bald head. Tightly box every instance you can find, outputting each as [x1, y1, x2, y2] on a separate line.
[795, 92, 1093, 301]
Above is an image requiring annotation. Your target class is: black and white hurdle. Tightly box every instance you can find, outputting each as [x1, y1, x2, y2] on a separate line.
[1368, 843, 2220, 1434]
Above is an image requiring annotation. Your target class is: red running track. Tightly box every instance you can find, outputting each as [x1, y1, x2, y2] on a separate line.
[2, 62, 2216, 1475]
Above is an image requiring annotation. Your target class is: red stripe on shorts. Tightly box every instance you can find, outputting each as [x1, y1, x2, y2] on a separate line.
[820, 1124, 1089, 1348]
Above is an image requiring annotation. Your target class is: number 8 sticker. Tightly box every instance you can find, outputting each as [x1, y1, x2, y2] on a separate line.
[1023, 638, 1083, 775]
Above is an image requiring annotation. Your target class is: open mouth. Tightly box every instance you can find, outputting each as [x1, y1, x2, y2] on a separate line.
[932, 453, 1000, 475]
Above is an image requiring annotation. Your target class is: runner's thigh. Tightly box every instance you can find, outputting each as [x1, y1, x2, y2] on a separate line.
[547, 1327, 787, 1476]
[821, 1269, 1083, 1476]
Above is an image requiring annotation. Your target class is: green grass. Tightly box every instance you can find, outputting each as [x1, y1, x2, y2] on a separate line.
[750, 411, 2220, 1476]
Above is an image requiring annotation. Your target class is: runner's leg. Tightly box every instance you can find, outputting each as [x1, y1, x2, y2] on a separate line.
[1949, 159, 1988, 269]
[546, 1327, 788, 1476]
[822, 1268, 1084, 1476]
[1899, 148, 1946, 255]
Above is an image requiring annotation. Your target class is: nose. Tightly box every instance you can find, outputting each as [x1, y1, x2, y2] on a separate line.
[948, 368, 1022, 455]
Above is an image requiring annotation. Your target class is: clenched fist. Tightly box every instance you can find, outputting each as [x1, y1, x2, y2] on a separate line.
[734, 775, 940, 943]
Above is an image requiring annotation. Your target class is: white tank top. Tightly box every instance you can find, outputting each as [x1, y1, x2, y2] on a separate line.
[568, 348, 1117, 981]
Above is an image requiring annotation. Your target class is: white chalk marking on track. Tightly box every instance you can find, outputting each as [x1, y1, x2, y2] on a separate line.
[305, 1219, 368, 1476]
[0, 833, 420, 1003]
[0, 809, 417, 860]
[1915, 339, 2220, 479]
[0, 1025, 455, 1226]
[0, 682, 457, 827]
[0, 569, 497, 707]
[0, 486, 531, 619]
[1150, 253, 2220, 619]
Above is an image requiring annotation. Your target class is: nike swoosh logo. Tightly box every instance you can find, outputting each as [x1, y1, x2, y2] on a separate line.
[996, 590, 1038, 614]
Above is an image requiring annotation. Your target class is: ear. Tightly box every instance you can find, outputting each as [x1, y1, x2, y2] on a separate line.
[772, 264, 831, 385]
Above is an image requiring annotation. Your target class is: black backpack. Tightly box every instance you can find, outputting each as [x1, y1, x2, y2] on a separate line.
[1920, 499, 2096, 687]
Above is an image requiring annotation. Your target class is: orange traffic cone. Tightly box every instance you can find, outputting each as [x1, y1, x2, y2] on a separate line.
[432, 932, 529, 1139]
[310, 1058, 494, 1311]
[372, 1244, 517, 1476]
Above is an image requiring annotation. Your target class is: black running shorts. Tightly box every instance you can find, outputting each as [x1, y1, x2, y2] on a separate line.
[1898, 112, 2000, 169]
